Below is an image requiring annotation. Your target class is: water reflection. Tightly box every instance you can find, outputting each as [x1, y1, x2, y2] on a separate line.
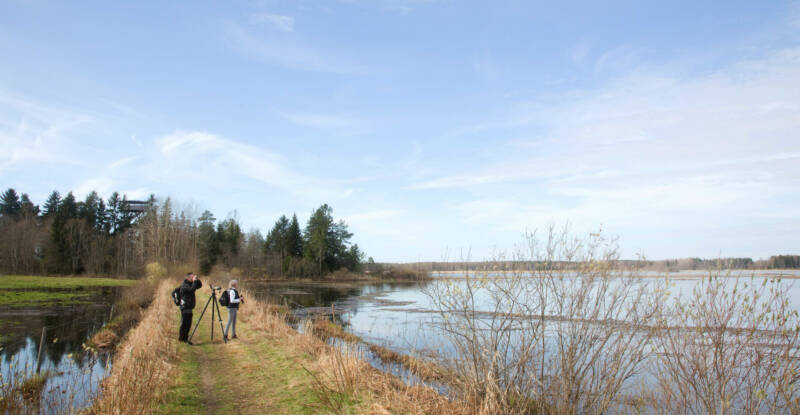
[0, 286, 123, 412]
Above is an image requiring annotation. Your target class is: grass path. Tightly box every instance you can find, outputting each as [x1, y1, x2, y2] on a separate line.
[159, 302, 344, 415]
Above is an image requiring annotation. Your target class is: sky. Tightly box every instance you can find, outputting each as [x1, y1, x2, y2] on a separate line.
[1, 1, 799, 262]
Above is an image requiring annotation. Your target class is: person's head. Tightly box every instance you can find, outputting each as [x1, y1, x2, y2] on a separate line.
[186, 272, 196, 281]
[229, 279, 238, 289]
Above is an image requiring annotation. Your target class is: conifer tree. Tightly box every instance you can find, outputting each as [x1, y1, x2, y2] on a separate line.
[42, 190, 61, 217]
[198, 210, 218, 274]
[265, 215, 290, 265]
[0, 188, 21, 218]
[287, 214, 303, 258]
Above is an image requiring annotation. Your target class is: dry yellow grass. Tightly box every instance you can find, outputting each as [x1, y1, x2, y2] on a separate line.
[237, 288, 467, 415]
[88, 281, 178, 415]
[90, 282, 468, 414]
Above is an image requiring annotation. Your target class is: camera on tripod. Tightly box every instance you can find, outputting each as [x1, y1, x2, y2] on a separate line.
[188, 284, 228, 344]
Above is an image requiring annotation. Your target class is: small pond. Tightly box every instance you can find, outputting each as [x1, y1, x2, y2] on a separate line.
[0, 284, 124, 413]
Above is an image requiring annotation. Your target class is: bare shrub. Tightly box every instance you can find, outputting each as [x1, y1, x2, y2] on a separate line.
[424, 225, 666, 414]
[651, 272, 800, 414]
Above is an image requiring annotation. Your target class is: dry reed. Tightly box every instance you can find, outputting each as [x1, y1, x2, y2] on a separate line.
[87, 281, 178, 415]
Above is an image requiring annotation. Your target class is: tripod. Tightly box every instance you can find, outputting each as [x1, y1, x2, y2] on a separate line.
[188, 287, 227, 344]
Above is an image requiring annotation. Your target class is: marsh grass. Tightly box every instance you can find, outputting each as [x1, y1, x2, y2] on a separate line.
[0, 290, 91, 306]
[0, 275, 135, 289]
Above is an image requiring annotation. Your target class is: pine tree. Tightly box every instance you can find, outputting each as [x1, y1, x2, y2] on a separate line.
[217, 217, 243, 266]
[60, 192, 78, 219]
[106, 192, 121, 234]
[79, 191, 106, 231]
[265, 215, 290, 265]
[302, 204, 359, 275]
[42, 190, 61, 217]
[287, 214, 303, 258]
[304, 206, 331, 276]
[0, 188, 22, 218]
[198, 210, 218, 274]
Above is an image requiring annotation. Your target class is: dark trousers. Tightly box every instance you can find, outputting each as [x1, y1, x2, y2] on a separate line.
[179, 310, 193, 341]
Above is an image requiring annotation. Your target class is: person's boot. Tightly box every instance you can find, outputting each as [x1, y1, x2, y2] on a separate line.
[232, 334, 238, 339]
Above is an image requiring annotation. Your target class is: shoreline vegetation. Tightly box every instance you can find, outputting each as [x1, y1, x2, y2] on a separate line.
[92, 279, 462, 415]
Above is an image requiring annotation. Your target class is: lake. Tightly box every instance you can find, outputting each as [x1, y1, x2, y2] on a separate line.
[245, 269, 800, 397]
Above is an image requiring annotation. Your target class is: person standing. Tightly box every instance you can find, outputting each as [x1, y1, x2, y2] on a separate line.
[224, 279, 242, 340]
[178, 272, 202, 344]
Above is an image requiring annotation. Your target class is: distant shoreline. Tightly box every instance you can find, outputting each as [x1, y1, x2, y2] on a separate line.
[430, 269, 800, 279]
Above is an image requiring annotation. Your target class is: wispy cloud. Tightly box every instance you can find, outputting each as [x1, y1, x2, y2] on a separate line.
[409, 46, 800, 256]
[276, 110, 366, 134]
[155, 131, 351, 202]
[0, 92, 93, 173]
[223, 22, 368, 74]
[249, 12, 295, 32]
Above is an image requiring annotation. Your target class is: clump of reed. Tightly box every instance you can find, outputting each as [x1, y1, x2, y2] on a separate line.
[311, 318, 363, 343]
[0, 365, 49, 415]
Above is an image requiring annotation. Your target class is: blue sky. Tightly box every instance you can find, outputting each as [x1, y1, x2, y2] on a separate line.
[1, 1, 799, 262]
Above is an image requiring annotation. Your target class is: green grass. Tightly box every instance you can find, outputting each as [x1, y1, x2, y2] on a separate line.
[0, 290, 92, 307]
[159, 305, 363, 414]
[0, 275, 136, 289]
[158, 348, 203, 415]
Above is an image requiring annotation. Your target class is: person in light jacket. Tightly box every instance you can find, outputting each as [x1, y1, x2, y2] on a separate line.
[224, 280, 242, 340]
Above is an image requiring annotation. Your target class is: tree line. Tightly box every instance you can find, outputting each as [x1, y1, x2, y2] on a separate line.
[0, 187, 362, 278]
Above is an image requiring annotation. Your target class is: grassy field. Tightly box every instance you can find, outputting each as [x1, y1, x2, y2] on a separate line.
[0, 275, 136, 290]
[0, 290, 92, 307]
[0, 275, 135, 307]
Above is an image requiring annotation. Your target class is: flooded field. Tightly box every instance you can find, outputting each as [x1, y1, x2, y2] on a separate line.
[0, 279, 127, 412]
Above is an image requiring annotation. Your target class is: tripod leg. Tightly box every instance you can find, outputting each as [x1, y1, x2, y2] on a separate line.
[188, 294, 213, 343]
[211, 293, 214, 340]
[214, 295, 227, 343]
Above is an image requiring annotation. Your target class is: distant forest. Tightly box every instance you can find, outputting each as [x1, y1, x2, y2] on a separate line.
[0, 188, 363, 278]
[386, 257, 800, 273]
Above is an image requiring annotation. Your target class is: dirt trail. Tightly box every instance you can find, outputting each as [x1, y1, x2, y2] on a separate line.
[160, 304, 317, 415]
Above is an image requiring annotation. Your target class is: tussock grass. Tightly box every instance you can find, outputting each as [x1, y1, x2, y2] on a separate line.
[311, 318, 363, 343]
[238, 288, 465, 415]
[310, 318, 450, 385]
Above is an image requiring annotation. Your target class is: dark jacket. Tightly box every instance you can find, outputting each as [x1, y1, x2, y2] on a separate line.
[227, 288, 241, 309]
[179, 278, 202, 311]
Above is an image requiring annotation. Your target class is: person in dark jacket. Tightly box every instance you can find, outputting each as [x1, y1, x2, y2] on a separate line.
[178, 272, 202, 344]
[224, 279, 242, 340]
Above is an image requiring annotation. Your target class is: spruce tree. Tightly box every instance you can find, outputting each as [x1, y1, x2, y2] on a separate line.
[0, 188, 21, 218]
[198, 210, 218, 274]
[287, 214, 303, 258]
[106, 192, 121, 234]
[42, 190, 61, 217]
[60, 192, 78, 219]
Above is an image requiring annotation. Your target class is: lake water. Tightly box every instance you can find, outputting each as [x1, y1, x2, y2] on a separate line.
[246, 269, 800, 397]
[0, 286, 123, 412]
